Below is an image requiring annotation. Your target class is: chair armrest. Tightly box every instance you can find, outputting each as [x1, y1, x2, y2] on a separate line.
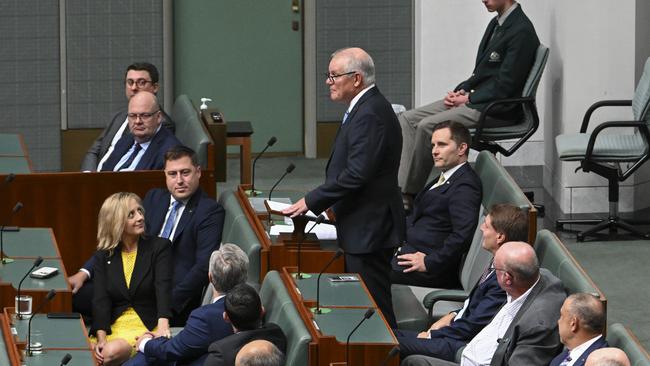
[580, 100, 632, 133]
[422, 289, 470, 310]
[475, 96, 537, 137]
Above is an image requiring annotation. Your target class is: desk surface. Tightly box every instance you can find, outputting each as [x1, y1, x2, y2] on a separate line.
[0, 134, 25, 156]
[2, 228, 59, 258]
[0, 157, 31, 174]
[293, 274, 373, 307]
[12, 314, 89, 349]
[0, 258, 68, 291]
[22, 349, 95, 366]
[314, 308, 396, 344]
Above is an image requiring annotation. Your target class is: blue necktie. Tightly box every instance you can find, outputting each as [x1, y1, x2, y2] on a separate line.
[558, 352, 571, 366]
[116, 143, 142, 171]
[342, 111, 350, 124]
[160, 201, 182, 239]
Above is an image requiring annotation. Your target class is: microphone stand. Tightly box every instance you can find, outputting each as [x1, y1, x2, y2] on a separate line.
[294, 215, 324, 280]
[267, 163, 295, 229]
[16, 256, 43, 319]
[247, 136, 277, 197]
[26, 289, 56, 356]
[311, 249, 344, 314]
[345, 308, 375, 366]
[1, 202, 23, 264]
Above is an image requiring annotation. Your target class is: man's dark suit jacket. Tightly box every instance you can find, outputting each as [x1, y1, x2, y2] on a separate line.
[91, 236, 173, 336]
[81, 188, 225, 325]
[124, 297, 233, 366]
[455, 4, 539, 121]
[489, 268, 566, 366]
[549, 337, 608, 366]
[81, 109, 174, 171]
[305, 86, 405, 254]
[396, 271, 506, 361]
[392, 163, 481, 288]
[203, 323, 287, 366]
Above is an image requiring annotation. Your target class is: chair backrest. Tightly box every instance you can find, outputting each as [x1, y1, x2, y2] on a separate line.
[458, 207, 492, 290]
[607, 323, 650, 365]
[172, 94, 214, 169]
[632, 57, 650, 123]
[260, 271, 311, 366]
[521, 44, 550, 99]
[218, 190, 261, 285]
[535, 229, 607, 309]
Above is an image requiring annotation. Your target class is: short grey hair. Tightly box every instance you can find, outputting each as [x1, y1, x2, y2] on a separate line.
[238, 341, 284, 366]
[567, 293, 606, 334]
[331, 47, 376, 86]
[209, 243, 249, 293]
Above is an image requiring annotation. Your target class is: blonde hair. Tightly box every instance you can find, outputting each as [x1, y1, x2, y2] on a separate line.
[96, 192, 144, 253]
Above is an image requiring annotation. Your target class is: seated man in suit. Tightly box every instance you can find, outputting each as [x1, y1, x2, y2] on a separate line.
[235, 340, 285, 366]
[69, 145, 225, 325]
[81, 62, 174, 172]
[402, 241, 566, 366]
[585, 348, 631, 366]
[398, 0, 539, 200]
[395, 203, 528, 361]
[124, 244, 248, 366]
[98, 91, 180, 171]
[391, 121, 481, 289]
[204, 284, 287, 366]
[550, 293, 608, 366]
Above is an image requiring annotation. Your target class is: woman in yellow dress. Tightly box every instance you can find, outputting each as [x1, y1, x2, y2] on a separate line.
[90, 192, 172, 365]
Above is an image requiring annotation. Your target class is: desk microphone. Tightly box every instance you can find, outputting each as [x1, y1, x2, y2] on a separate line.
[2, 173, 15, 187]
[379, 346, 399, 366]
[60, 353, 72, 365]
[295, 214, 325, 280]
[268, 163, 295, 202]
[1, 201, 23, 264]
[27, 289, 56, 356]
[249, 136, 277, 196]
[345, 308, 375, 366]
[16, 256, 43, 319]
[311, 248, 344, 314]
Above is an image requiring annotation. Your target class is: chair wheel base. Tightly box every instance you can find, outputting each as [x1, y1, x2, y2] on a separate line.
[555, 216, 650, 242]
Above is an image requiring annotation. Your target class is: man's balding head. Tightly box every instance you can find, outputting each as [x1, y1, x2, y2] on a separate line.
[127, 91, 162, 143]
[235, 340, 284, 366]
[494, 241, 539, 297]
[585, 347, 631, 366]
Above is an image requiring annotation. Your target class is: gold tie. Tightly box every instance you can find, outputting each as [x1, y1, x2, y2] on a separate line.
[433, 174, 446, 189]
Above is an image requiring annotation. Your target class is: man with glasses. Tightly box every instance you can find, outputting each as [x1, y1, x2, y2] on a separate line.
[98, 91, 180, 171]
[81, 62, 175, 171]
[283, 47, 405, 328]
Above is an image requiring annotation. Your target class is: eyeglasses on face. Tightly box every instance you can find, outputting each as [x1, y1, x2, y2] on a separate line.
[125, 78, 154, 88]
[127, 110, 159, 121]
[325, 71, 357, 83]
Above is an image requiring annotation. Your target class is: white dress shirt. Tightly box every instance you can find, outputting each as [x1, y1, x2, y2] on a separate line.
[345, 84, 376, 118]
[158, 196, 189, 241]
[564, 335, 603, 366]
[96, 117, 129, 171]
[429, 161, 467, 190]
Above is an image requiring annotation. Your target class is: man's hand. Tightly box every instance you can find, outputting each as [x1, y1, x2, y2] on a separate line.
[135, 332, 155, 351]
[155, 318, 171, 339]
[417, 331, 431, 339]
[68, 271, 89, 294]
[428, 312, 455, 331]
[282, 198, 309, 218]
[397, 251, 427, 273]
[443, 90, 468, 108]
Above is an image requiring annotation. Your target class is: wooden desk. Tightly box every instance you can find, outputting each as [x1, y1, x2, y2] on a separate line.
[235, 185, 344, 283]
[280, 267, 398, 366]
[227, 122, 253, 185]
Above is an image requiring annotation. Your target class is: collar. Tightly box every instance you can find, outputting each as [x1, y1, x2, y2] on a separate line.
[440, 161, 467, 182]
[506, 274, 539, 304]
[569, 335, 603, 358]
[168, 194, 190, 207]
[497, 2, 518, 25]
[212, 294, 226, 304]
[346, 84, 376, 113]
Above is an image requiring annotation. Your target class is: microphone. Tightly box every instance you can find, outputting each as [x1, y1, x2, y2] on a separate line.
[295, 214, 325, 280]
[311, 249, 344, 314]
[379, 346, 400, 366]
[346, 308, 375, 366]
[27, 289, 56, 356]
[2, 173, 16, 187]
[268, 163, 295, 202]
[1, 201, 23, 264]
[249, 136, 277, 196]
[60, 353, 72, 366]
[16, 256, 43, 319]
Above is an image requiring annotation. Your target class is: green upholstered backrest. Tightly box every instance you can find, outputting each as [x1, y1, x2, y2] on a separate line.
[632, 58, 650, 124]
[172, 94, 213, 169]
[458, 206, 492, 290]
[218, 190, 261, 285]
[607, 323, 650, 365]
[475, 151, 532, 212]
[260, 271, 312, 366]
[521, 44, 549, 99]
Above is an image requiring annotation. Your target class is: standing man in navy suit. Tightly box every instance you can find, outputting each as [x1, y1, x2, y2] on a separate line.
[392, 121, 481, 288]
[69, 145, 225, 326]
[395, 204, 528, 362]
[399, 0, 539, 202]
[125, 244, 248, 366]
[550, 293, 608, 366]
[283, 47, 405, 328]
[99, 91, 181, 171]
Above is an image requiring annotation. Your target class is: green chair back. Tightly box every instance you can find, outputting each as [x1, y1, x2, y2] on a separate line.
[607, 323, 650, 366]
[172, 94, 213, 169]
[632, 57, 650, 124]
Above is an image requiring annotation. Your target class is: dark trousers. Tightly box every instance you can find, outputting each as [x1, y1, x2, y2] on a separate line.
[390, 267, 461, 289]
[394, 329, 464, 362]
[345, 248, 397, 329]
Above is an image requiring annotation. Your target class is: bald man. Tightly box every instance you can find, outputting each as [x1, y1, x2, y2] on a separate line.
[585, 348, 631, 366]
[283, 47, 405, 328]
[235, 340, 284, 366]
[99, 91, 180, 171]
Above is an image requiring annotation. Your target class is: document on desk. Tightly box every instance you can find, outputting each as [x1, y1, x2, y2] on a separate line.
[269, 223, 338, 240]
[265, 200, 320, 220]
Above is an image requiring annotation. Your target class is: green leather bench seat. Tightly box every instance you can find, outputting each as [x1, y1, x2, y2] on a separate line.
[607, 323, 650, 366]
[218, 190, 262, 285]
[260, 271, 311, 366]
[172, 94, 213, 169]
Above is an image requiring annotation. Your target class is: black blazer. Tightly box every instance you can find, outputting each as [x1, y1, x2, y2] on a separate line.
[91, 235, 173, 335]
[81, 109, 174, 172]
[404, 163, 481, 283]
[549, 337, 608, 366]
[203, 323, 287, 366]
[305, 86, 405, 254]
[455, 4, 539, 120]
[143, 187, 225, 323]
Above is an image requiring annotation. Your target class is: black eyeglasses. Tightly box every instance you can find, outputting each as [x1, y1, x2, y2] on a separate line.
[325, 71, 357, 83]
[125, 78, 154, 88]
[127, 110, 160, 121]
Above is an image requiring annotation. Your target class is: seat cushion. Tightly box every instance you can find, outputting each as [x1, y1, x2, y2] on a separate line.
[556, 133, 647, 162]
